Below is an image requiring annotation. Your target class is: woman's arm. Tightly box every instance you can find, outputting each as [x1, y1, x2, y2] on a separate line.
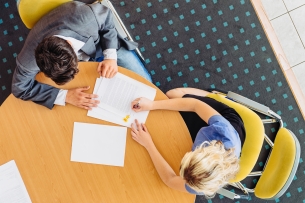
[132, 97, 219, 123]
[166, 88, 210, 98]
[131, 120, 187, 192]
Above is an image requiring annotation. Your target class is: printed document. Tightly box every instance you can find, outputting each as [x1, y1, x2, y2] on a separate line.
[0, 160, 32, 203]
[87, 73, 156, 127]
[71, 122, 127, 167]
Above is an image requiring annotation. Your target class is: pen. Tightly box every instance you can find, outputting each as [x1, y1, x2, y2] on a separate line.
[133, 101, 140, 109]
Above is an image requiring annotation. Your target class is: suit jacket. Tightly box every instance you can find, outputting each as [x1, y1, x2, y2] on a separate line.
[12, 1, 138, 109]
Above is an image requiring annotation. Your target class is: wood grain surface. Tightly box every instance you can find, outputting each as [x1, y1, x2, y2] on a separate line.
[0, 62, 194, 203]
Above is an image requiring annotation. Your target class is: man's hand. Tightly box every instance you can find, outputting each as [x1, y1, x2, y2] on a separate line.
[66, 86, 99, 110]
[97, 59, 118, 78]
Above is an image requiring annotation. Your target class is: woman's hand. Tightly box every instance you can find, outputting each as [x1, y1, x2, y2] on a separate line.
[130, 120, 187, 192]
[131, 97, 153, 112]
[131, 119, 153, 149]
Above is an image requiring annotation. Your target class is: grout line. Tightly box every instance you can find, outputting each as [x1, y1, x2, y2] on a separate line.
[270, 12, 288, 21]
[291, 61, 305, 69]
[251, 0, 305, 120]
[268, 0, 289, 21]
[270, 1, 305, 66]
[284, 6, 305, 49]
[281, 1, 305, 44]
[282, 2, 305, 13]
[270, 3, 305, 22]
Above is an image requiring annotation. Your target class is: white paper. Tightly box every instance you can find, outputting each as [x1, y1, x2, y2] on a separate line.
[88, 73, 157, 127]
[71, 122, 127, 167]
[97, 76, 137, 117]
[0, 160, 32, 203]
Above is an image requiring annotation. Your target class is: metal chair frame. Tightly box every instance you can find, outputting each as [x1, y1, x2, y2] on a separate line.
[210, 89, 301, 200]
[96, 0, 145, 63]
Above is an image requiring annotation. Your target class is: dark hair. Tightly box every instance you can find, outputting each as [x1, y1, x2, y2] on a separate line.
[35, 36, 79, 85]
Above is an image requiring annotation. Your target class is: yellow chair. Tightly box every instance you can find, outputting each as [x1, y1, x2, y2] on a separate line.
[208, 90, 301, 200]
[17, 0, 72, 29]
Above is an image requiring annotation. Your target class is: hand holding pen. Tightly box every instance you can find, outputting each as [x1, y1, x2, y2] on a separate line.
[131, 97, 153, 112]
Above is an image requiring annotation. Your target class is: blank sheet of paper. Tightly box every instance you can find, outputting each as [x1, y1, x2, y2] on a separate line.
[71, 122, 127, 167]
[0, 160, 32, 203]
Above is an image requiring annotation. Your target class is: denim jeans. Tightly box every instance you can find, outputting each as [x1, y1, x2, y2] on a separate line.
[96, 47, 152, 82]
[117, 47, 152, 82]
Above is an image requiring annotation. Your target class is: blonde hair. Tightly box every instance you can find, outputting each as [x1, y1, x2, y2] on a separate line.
[180, 140, 239, 198]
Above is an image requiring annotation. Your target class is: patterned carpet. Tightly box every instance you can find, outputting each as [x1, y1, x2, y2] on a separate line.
[110, 1, 305, 201]
[0, 0, 304, 202]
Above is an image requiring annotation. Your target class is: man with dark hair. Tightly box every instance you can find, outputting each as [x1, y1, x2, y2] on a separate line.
[12, 1, 152, 110]
[35, 36, 79, 85]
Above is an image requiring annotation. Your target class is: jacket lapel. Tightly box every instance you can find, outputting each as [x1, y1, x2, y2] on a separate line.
[50, 29, 96, 58]
[80, 37, 96, 58]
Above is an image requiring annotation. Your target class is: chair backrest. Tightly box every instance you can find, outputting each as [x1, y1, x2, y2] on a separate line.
[17, 0, 72, 29]
[207, 93, 265, 182]
[254, 127, 300, 199]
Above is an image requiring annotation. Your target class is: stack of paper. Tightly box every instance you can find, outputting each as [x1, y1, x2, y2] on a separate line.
[87, 73, 157, 127]
[0, 160, 32, 203]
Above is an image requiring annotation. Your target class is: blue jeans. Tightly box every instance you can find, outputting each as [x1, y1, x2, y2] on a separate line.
[96, 47, 152, 82]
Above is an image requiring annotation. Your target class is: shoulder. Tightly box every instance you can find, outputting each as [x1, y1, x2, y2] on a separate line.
[208, 115, 230, 125]
[87, 2, 111, 16]
[185, 184, 205, 195]
[194, 115, 241, 152]
[49, 1, 88, 14]
[208, 115, 241, 157]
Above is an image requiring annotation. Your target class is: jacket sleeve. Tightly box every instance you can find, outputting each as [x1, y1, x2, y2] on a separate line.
[11, 58, 59, 109]
[88, 3, 138, 51]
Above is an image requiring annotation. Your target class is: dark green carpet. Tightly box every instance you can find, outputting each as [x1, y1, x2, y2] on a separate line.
[0, 0, 304, 202]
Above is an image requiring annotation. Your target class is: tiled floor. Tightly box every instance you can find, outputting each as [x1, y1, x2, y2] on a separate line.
[252, 0, 305, 119]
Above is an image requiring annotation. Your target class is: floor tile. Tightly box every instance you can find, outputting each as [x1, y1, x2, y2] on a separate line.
[289, 5, 305, 46]
[292, 62, 305, 96]
[253, 0, 305, 119]
[261, 0, 287, 20]
[271, 14, 305, 67]
[283, 0, 305, 11]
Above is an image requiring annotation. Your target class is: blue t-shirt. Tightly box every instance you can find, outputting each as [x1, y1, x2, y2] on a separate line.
[185, 115, 241, 195]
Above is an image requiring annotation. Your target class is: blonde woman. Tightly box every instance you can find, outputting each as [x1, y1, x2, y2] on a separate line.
[130, 88, 245, 198]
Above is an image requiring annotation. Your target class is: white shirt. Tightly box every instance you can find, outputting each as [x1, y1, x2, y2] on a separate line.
[53, 35, 117, 106]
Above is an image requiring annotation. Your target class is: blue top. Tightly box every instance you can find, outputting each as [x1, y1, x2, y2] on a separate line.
[185, 115, 241, 195]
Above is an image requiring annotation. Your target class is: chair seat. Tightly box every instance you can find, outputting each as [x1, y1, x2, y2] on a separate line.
[255, 128, 300, 199]
[17, 0, 72, 29]
[207, 93, 265, 182]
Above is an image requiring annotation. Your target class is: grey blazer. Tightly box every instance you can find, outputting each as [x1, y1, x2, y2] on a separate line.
[12, 1, 137, 109]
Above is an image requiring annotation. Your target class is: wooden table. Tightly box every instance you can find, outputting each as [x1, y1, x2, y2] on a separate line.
[0, 62, 194, 203]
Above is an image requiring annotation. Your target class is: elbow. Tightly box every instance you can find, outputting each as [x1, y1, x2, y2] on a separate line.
[161, 173, 177, 188]
[163, 180, 173, 188]
[11, 83, 27, 100]
[193, 100, 203, 113]
[166, 88, 185, 98]
[161, 178, 171, 188]
[11, 86, 23, 99]
[11, 73, 26, 100]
